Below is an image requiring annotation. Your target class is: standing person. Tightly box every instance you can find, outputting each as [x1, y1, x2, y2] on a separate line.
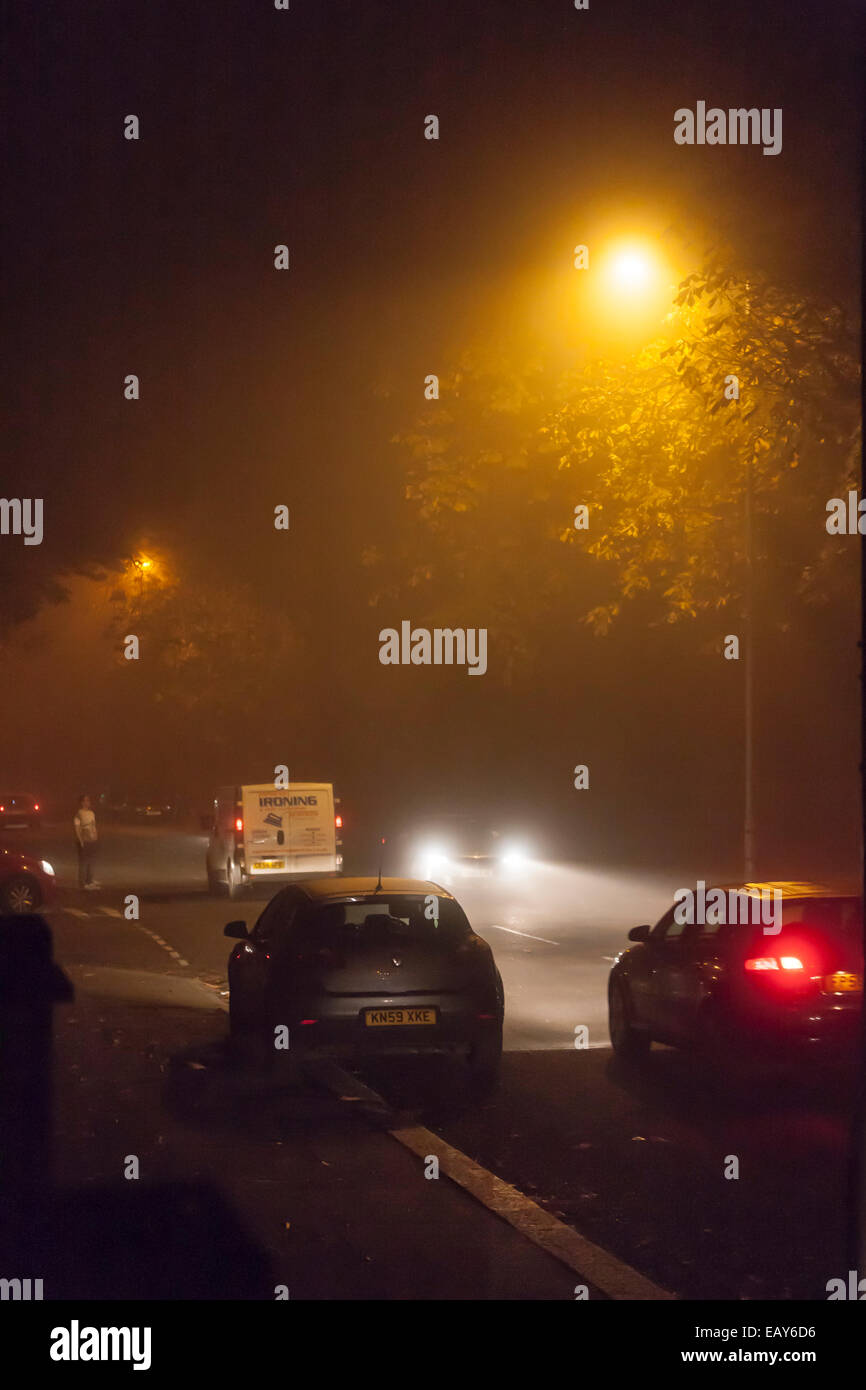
[73, 794, 101, 890]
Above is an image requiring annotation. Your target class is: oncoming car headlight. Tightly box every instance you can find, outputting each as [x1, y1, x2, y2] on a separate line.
[499, 843, 529, 872]
[417, 843, 450, 878]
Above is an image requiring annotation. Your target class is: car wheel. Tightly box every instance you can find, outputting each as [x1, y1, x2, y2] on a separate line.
[608, 978, 650, 1058]
[697, 1003, 746, 1082]
[226, 859, 242, 901]
[0, 876, 41, 914]
[465, 1025, 502, 1096]
[229, 1003, 261, 1064]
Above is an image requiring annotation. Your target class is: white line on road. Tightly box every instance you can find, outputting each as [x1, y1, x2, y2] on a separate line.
[392, 1124, 673, 1300]
[96, 906, 123, 918]
[485, 923, 560, 946]
[318, 1066, 673, 1300]
[63, 908, 90, 918]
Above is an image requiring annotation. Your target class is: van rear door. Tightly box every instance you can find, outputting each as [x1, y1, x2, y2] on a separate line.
[286, 783, 336, 872]
[241, 784, 337, 878]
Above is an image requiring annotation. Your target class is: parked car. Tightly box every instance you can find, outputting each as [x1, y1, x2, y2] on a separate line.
[0, 793, 41, 832]
[225, 875, 504, 1090]
[0, 847, 56, 913]
[608, 882, 862, 1072]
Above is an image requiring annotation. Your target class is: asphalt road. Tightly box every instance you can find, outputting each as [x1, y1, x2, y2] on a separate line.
[2, 823, 856, 1300]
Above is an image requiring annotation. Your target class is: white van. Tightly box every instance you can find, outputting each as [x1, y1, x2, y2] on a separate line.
[206, 783, 342, 898]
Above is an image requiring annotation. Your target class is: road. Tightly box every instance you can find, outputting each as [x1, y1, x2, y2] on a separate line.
[3, 823, 854, 1300]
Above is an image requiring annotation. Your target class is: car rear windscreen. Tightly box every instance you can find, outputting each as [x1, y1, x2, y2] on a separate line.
[294, 895, 472, 944]
[781, 898, 862, 935]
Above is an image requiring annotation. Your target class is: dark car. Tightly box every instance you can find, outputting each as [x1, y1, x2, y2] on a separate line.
[103, 791, 176, 823]
[131, 799, 176, 822]
[225, 876, 504, 1090]
[0, 793, 41, 832]
[0, 846, 56, 913]
[608, 882, 862, 1071]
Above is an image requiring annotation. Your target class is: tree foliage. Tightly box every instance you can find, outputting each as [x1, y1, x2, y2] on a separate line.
[392, 251, 859, 649]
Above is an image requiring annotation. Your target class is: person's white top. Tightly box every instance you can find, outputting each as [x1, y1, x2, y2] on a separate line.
[74, 807, 97, 843]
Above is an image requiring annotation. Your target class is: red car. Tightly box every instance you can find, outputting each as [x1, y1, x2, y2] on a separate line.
[0, 846, 56, 914]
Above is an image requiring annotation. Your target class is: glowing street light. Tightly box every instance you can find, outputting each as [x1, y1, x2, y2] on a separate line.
[609, 248, 653, 290]
[578, 236, 674, 344]
[600, 241, 662, 299]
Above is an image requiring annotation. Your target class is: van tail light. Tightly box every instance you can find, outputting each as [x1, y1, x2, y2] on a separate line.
[34, 803, 40, 812]
[235, 817, 243, 833]
[335, 815, 343, 829]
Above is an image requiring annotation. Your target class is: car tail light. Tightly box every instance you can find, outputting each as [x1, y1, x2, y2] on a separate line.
[745, 956, 805, 971]
[235, 817, 243, 832]
[335, 814, 343, 829]
[34, 803, 40, 812]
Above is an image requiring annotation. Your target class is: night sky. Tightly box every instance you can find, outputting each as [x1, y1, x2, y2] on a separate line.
[2, 0, 862, 875]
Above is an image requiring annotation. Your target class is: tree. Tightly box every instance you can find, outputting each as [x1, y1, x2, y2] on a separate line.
[104, 557, 307, 773]
[391, 250, 859, 652]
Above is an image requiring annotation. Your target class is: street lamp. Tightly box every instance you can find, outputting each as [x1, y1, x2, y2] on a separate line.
[131, 555, 154, 612]
[607, 247, 655, 292]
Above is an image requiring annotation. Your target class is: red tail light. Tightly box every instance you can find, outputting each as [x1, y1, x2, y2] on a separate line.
[235, 817, 243, 832]
[745, 956, 804, 971]
[34, 803, 40, 812]
[335, 815, 343, 829]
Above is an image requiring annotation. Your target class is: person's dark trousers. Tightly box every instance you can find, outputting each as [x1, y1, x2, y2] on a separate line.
[76, 841, 96, 888]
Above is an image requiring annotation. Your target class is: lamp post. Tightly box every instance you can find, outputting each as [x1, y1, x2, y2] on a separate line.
[744, 453, 756, 880]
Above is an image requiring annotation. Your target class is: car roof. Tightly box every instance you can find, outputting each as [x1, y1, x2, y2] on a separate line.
[713, 881, 858, 900]
[292, 876, 456, 901]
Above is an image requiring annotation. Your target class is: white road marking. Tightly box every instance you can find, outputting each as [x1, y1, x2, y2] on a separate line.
[485, 923, 560, 946]
[64, 908, 90, 918]
[391, 1123, 673, 1300]
[96, 906, 122, 918]
[318, 1067, 672, 1301]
